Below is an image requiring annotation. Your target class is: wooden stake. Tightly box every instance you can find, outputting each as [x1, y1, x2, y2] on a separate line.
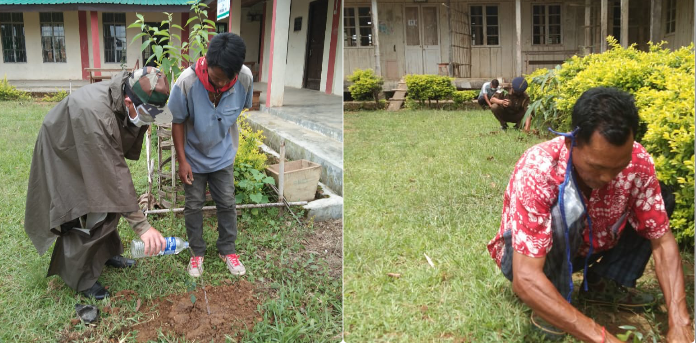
[278, 140, 285, 217]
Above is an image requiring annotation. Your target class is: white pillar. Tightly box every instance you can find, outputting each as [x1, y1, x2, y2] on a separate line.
[601, 0, 608, 52]
[266, 0, 291, 107]
[371, 0, 381, 77]
[515, 0, 522, 76]
[230, 0, 242, 34]
[620, 0, 629, 48]
[650, 0, 662, 43]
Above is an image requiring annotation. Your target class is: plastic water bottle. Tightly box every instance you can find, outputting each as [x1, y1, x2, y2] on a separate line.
[130, 236, 189, 258]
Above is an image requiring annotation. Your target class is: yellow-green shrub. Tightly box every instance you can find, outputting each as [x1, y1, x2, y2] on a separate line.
[453, 90, 478, 105]
[234, 110, 275, 205]
[525, 37, 695, 243]
[347, 68, 383, 102]
[404, 74, 455, 104]
[0, 76, 30, 101]
[40, 90, 69, 102]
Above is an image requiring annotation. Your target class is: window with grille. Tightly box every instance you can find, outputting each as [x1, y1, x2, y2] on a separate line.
[532, 4, 562, 45]
[40, 13, 66, 63]
[470, 5, 499, 46]
[216, 23, 228, 34]
[665, 0, 676, 34]
[344, 6, 373, 47]
[0, 13, 26, 63]
[103, 13, 126, 63]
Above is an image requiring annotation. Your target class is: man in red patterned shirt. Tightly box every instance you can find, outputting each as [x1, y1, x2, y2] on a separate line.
[487, 87, 693, 342]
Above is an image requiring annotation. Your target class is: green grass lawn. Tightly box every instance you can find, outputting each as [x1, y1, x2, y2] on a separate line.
[0, 101, 341, 342]
[343, 109, 694, 342]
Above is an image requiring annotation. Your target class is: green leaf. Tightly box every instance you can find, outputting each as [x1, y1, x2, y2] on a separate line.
[153, 45, 164, 62]
[172, 33, 182, 42]
[172, 65, 182, 80]
[185, 16, 199, 27]
[203, 19, 216, 27]
[160, 57, 171, 74]
[263, 176, 275, 185]
[136, 13, 144, 21]
[190, 294, 196, 305]
[251, 208, 258, 216]
[154, 31, 170, 37]
[172, 24, 184, 31]
[250, 193, 263, 203]
[128, 22, 143, 29]
[235, 193, 244, 203]
[140, 39, 152, 53]
[130, 32, 148, 46]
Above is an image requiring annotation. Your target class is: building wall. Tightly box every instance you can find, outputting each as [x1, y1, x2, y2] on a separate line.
[240, 5, 263, 65]
[661, 0, 694, 50]
[285, 0, 311, 88]
[258, 0, 340, 94]
[0, 11, 84, 80]
[260, 4, 271, 84]
[345, 0, 695, 82]
[0, 10, 188, 80]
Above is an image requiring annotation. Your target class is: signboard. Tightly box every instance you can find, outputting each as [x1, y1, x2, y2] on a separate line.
[217, 0, 230, 21]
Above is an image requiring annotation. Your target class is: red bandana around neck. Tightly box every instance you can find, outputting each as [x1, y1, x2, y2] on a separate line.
[195, 56, 237, 94]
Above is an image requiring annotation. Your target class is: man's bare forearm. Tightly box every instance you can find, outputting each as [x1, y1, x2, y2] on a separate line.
[171, 123, 187, 162]
[651, 231, 692, 329]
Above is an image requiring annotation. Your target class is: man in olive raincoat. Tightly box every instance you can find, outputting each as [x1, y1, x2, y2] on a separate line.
[25, 67, 171, 299]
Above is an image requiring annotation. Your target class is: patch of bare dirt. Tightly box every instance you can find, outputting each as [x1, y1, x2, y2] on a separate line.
[133, 280, 263, 342]
[302, 219, 342, 280]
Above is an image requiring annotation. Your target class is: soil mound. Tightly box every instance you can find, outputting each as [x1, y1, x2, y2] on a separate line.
[134, 280, 262, 342]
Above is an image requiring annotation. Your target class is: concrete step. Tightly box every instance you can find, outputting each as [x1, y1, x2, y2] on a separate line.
[246, 111, 343, 196]
[9, 79, 89, 93]
[261, 104, 342, 142]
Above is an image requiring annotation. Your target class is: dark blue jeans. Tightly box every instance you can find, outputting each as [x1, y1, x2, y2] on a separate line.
[183, 163, 237, 256]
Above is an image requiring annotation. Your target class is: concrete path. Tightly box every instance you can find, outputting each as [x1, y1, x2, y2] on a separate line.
[256, 82, 343, 142]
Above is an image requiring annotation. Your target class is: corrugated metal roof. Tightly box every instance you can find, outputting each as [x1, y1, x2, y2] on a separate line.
[1, 0, 191, 5]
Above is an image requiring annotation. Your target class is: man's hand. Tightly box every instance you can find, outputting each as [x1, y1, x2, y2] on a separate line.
[140, 227, 166, 256]
[502, 99, 510, 107]
[178, 161, 194, 185]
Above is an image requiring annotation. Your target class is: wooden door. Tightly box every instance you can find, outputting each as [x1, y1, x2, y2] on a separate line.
[404, 5, 441, 75]
[303, 0, 328, 90]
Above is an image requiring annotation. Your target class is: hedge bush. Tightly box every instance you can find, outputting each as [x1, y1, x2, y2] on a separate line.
[453, 90, 479, 106]
[404, 74, 455, 104]
[347, 68, 383, 102]
[525, 37, 695, 244]
[0, 76, 30, 101]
